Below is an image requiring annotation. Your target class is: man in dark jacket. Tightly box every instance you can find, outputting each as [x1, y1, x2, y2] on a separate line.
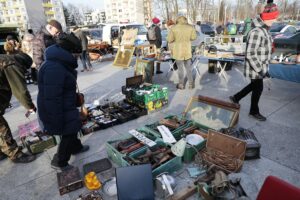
[0, 52, 37, 163]
[230, 2, 279, 121]
[37, 33, 88, 170]
[147, 17, 163, 74]
[32, 20, 62, 71]
[73, 26, 93, 72]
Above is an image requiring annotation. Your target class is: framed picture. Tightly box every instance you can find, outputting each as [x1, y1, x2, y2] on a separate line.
[135, 44, 157, 59]
[135, 59, 154, 83]
[113, 46, 135, 68]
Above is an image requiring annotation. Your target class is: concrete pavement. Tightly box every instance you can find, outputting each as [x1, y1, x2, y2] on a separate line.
[1, 57, 300, 200]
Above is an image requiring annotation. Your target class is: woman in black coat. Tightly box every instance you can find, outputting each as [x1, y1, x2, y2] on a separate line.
[37, 33, 89, 170]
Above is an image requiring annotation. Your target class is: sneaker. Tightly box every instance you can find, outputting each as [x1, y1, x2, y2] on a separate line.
[176, 84, 185, 90]
[0, 153, 7, 161]
[249, 113, 267, 121]
[51, 163, 74, 171]
[188, 82, 195, 89]
[12, 152, 36, 163]
[81, 69, 88, 72]
[156, 70, 163, 74]
[229, 96, 239, 104]
[72, 145, 90, 155]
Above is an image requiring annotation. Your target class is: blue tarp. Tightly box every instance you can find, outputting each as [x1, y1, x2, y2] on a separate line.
[269, 64, 300, 83]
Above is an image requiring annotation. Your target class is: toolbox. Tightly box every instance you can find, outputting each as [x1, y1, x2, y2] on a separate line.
[106, 131, 182, 176]
[18, 120, 56, 154]
[57, 167, 83, 195]
[199, 129, 246, 173]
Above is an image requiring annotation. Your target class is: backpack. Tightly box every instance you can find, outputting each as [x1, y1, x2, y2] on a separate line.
[148, 25, 157, 41]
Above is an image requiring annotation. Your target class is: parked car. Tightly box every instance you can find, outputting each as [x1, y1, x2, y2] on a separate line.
[102, 23, 148, 48]
[273, 31, 300, 56]
[295, 21, 300, 31]
[192, 24, 215, 54]
[270, 24, 297, 38]
[82, 28, 103, 44]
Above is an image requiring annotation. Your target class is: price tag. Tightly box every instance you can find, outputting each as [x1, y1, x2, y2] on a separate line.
[129, 130, 156, 147]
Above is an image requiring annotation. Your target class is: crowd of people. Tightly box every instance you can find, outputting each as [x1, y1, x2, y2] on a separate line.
[0, 1, 279, 170]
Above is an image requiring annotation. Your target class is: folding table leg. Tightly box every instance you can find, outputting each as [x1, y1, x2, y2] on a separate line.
[165, 60, 175, 77]
[217, 61, 228, 81]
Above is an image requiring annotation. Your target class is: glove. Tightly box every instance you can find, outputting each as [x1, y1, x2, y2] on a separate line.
[25, 105, 37, 118]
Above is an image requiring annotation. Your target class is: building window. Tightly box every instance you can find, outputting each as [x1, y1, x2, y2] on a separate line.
[55, 8, 60, 12]
[9, 10, 14, 14]
[23, 16, 26, 20]
[119, 9, 122, 12]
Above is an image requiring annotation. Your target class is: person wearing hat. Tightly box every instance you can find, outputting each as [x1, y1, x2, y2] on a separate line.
[33, 20, 62, 75]
[37, 32, 89, 171]
[147, 17, 163, 74]
[0, 52, 37, 163]
[73, 26, 93, 72]
[229, 1, 279, 121]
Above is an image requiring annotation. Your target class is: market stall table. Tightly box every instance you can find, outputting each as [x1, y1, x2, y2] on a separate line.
[207, 57, 245, 81]
[269, 63, 300, 83]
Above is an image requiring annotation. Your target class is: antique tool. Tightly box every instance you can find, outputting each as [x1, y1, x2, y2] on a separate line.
[117, 138, 138, 151]
[77, 191, 103, 200]
[152, 154, 171, 169]
[211, 171, 228, 195]
[159, 119, 180, 129]
[120, 142, 143, 154]
[171, 184, 197, 200]
[183, 125, 198, 134]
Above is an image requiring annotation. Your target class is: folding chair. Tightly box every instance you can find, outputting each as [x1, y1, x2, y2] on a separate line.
[191, 55, 201, 78]
[164, 59, 176, 77]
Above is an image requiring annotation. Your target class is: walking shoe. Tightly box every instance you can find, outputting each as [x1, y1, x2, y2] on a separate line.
[229, 96, 239, 104]
[0, 153, 7, 161]
[12, 152, 36, 163]
[188, 82, 195, 89]
[81, 69, 88, 72]
[156, 70, 163, 74]
[176, 84, 185, 90]
[51, 163, 74, 171]
[72, 145, 90, 155]
[249, 113, 267, 121]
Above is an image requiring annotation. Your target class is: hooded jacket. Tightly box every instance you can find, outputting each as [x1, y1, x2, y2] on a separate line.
[167, 16, 197, 60]
[244, 16, 272, 79]
[0, 53, 34, 115]
[32, 27, 56, 69]
[22, 33, 35, 60]
[37, 44, 81, 135]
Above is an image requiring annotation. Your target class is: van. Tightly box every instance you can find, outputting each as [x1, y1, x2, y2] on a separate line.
[102, 23, 148, 48]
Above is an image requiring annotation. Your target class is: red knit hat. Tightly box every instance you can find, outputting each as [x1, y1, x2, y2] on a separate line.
[260, 3, 279, 20]
[152, 17, 160, 24]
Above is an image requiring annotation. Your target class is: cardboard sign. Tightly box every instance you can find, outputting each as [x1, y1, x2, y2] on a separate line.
[129, 129, 156, 147]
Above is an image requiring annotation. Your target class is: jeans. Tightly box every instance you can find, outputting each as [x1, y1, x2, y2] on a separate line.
[234, 79, 263, 114]
[80, 50, 92, 69]
[51, 134, 83, 167]
[176, 59, 193, 85]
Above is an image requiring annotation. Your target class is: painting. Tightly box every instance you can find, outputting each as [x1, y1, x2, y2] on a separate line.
[113, 46, 135, 68]
[134, 59, 154, 84]
[135, 44, 157, 59]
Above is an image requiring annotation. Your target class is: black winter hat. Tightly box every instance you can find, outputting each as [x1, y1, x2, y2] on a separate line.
[56, 32, 82, 53]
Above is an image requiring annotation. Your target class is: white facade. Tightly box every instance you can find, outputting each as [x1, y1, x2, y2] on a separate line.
[84, 10, 106, 25]
[0, 0, 66, 32]
[105, 0, 152, 24]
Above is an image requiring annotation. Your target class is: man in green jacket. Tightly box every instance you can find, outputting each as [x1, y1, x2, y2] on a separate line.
[0, 52, 37, 163]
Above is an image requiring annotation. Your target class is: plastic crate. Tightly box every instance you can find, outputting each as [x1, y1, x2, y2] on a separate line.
[125, 142, 183, 177]
[144, 115, 191, 140]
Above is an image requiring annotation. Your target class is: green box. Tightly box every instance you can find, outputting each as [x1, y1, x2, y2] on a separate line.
[143, 115, 191, 140]
[23, 135, 56, 154]
[106, 132, 183, 176]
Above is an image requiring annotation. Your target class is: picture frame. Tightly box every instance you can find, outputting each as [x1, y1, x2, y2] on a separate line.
[113, 46, 135, 68]
[135, 44, 157, 59]
[134, 59, 154, 84]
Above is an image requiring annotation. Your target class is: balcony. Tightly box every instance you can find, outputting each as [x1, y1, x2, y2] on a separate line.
[0, 0, 7, 2]
[42, 3, 53, 8]
[45, 10, 55, 15]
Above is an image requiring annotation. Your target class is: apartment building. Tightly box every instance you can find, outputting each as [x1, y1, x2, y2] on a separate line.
[0, 0, 66, 32]
[105, 0, 152, 24]
[84, 10, 106, 25]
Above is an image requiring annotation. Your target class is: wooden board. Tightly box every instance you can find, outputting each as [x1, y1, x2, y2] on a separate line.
[113, 46, 135, 68]
[134, 59, 154, 83]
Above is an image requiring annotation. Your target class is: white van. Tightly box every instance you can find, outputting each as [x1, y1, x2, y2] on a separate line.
[102, 23, 149, 48]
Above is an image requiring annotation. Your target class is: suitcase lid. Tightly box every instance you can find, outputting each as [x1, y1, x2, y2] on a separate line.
[207, 129, 246, 158]
[183, 95, 240, 130]
[125, 75, 143, 88]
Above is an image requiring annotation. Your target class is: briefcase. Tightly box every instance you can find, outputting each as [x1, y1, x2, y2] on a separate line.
[57, 167, 83, 195]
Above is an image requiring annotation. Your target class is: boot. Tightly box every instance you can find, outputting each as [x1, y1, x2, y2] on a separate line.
[12, 152, 36, 163]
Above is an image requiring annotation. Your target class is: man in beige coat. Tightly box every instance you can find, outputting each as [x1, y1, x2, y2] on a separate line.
[167, 16, 197, 89]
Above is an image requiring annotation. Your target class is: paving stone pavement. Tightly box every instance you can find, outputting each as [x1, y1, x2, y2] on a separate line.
[1, 57, 300, 200]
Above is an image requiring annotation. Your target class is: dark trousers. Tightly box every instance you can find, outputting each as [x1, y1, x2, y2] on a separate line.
[80, 50, 92, 69]
[234, 79, 263, 114]
[51, 134, 83, 167]
[31, 68, 38, 82]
